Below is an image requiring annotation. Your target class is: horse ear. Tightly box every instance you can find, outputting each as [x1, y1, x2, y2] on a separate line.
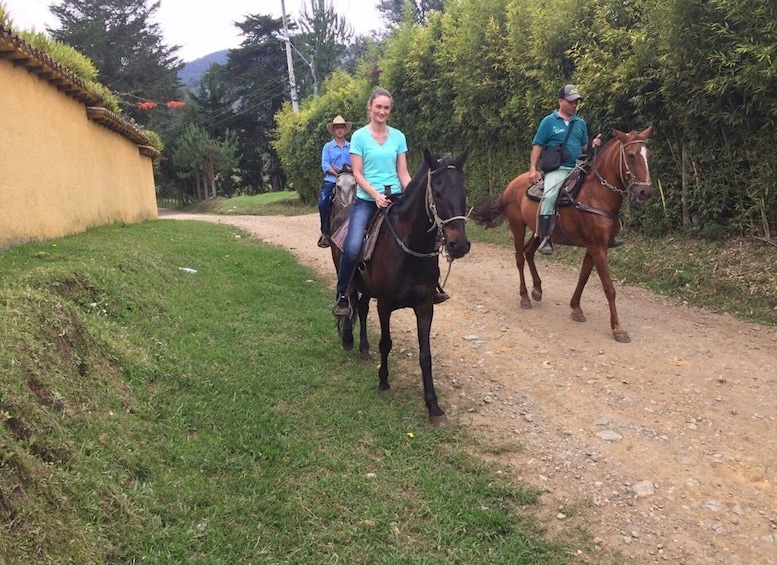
[423, 148, 437, 169]
[453, 149, 469, 169]
[612, 129, 628, 143]
[639, 125, 653, 139]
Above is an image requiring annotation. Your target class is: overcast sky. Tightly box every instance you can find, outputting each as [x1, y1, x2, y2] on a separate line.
[2, 0, 384, 61]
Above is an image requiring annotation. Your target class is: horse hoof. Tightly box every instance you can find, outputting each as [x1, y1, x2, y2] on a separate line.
[342, 340, 354, 351]
[572, 313, 587, 323]
[531, 289, 542, 302]
[520, 301, 532, 310]
[360, 351, 371, 362]
[378, 387, 394, 396]
[429, 414, 448, 427]
[614, 332, 631, 343]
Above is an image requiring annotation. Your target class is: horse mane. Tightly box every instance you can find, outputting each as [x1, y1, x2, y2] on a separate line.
[592, 134, 620, 165]
[389, 157, 431, 216]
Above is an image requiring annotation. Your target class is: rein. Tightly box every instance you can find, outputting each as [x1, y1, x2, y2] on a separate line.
[384, 164, 471, 260]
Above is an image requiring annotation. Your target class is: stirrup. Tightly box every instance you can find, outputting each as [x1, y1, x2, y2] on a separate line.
[332, 295, 351, 317]
[538, 238, 554, 255]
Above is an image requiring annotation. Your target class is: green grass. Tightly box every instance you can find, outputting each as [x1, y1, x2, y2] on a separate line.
[0, 218, 578, 564]
[186, 191, 311, 216]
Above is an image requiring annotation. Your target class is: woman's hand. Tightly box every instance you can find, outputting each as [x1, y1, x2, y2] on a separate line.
[375, 193, 390, 209]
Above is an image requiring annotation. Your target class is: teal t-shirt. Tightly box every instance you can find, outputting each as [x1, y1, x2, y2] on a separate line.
[532, 111, 589, 168]
[349, 125, 408, 201]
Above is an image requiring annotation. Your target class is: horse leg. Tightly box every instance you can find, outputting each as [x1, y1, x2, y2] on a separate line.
[570, 251, 595, 323]
[510, 223, 533, 309]
[524, 235, 544, 303]
[357, 292, 371, 362]
[589, 249, 631, 343]
[414, 302, 446, 426]
[337, 292, 355, 351]
[376, 301, 393, 394]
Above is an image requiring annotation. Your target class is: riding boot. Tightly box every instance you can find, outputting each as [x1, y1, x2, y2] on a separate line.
[433, 283, 450, 304]
[332, 293, 351, 317]
[318, 204, 332, 248]
[608, 237, 625, 248]
[537, 215, 554, 255]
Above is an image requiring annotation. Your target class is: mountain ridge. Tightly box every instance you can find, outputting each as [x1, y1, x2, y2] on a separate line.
[179, 49, 229, 89]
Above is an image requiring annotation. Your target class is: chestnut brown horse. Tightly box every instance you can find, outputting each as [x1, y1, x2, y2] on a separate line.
[330, 150, 470, 424]
[473, 127, 652, 342]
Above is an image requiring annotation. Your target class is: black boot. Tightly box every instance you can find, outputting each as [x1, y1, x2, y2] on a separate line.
[433, 284, 450, 304]
[608, 238, 625, 248]
[537, 215, 554, 255]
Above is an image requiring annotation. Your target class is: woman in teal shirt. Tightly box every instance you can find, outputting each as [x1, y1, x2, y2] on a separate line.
[332, 88, 411, 317]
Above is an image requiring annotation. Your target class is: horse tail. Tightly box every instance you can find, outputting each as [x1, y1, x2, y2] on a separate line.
[471, 193, 507, 229]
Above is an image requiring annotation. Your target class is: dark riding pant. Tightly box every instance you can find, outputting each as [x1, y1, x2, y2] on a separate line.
[318, 180, 336, 234]
[336, 197, 378, 296]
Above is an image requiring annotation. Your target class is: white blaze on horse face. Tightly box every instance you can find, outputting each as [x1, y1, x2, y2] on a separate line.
[639, 145, 651, 182]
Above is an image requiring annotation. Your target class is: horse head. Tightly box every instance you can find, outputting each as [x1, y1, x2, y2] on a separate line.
[611, 126, 653, 204]
[334, 169, 356, 210]
[422, 149, 471, 259]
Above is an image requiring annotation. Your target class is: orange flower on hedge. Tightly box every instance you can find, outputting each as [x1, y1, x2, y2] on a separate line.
[138, 101, 157, 111]
[166, 100, 185, 109]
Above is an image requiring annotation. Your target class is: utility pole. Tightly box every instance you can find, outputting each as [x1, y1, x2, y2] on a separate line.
[280, 0, 299, 113]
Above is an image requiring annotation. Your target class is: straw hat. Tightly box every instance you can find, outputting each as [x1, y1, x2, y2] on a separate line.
[326, 115, 353, 135]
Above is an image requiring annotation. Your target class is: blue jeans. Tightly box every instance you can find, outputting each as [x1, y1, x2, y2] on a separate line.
[336, 197, 378, 296]
[318, 180, 336, 233]
[540, 166, 573, 215]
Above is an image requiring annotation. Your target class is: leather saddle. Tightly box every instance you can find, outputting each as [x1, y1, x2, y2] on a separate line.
[330, 201, 394, 263]
[527, 163, 590, 204]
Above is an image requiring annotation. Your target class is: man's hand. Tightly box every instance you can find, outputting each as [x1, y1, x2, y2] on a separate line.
[591, 133, 602, 148]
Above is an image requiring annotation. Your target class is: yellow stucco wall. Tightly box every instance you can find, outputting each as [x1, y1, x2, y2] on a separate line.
[0, 55, 158, 249]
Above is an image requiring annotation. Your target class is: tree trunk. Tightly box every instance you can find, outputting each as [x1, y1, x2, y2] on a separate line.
[681, 143, 689, 231]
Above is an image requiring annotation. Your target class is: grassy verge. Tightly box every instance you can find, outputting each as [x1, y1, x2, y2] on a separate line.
[187, 191, 311, 216]
[1, 215, 579, 563]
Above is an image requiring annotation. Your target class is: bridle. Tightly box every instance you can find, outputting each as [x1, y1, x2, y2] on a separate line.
[574, 137, 651, 221]
[384, 164, 471, 260]
[592, 139, 651, 194]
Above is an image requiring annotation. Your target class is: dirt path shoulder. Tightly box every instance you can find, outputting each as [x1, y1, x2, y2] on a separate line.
[160, 210, 777, 564]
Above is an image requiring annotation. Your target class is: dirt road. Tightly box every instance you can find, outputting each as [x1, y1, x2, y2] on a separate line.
[160, 210, 777, 564]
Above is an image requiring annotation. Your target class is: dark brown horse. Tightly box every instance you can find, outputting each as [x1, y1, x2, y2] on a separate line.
[473, 127, 652, 342]
[330, 150, 470, 424]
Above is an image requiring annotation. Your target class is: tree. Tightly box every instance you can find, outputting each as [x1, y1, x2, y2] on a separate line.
[295, 0, 354, 95]
[49, 0, 182, 126]
[172, 125, 239, 201]
[222, 14, 291, 192]
[377, 0, 445, 26]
